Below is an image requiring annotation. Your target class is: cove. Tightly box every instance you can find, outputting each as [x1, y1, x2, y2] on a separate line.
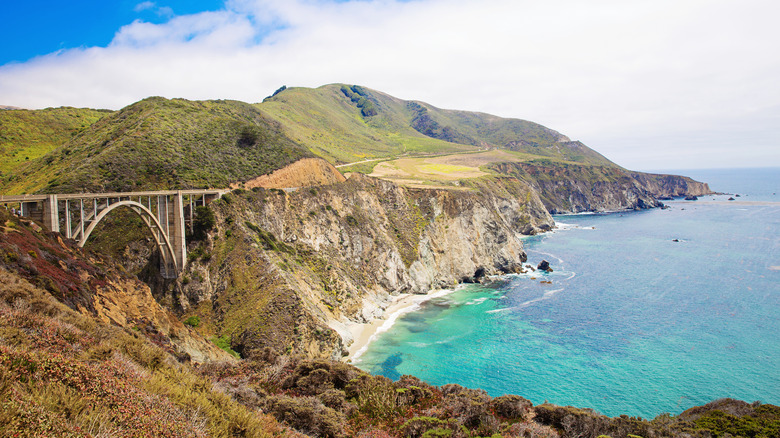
[354, 172, 780, 418]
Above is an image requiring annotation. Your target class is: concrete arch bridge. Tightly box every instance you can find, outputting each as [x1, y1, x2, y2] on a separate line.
[0, 190, 225, 278]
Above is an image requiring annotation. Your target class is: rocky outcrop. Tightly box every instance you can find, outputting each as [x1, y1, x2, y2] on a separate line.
[628, 171, 711, 198]
[489, 161, 711, 214]
[171, 174, 553, 359]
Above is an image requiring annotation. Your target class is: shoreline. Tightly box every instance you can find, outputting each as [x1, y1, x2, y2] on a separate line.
[345, 288, 457, 363]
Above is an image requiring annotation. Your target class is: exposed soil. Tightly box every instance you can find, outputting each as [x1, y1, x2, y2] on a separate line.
[239, 158, 347, 189]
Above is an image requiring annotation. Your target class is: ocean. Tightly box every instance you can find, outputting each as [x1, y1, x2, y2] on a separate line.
[354, 167, 780, 419]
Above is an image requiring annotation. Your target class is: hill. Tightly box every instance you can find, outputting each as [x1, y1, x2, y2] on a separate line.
[0, 98, 312, 194]
[1, 84, 632, 195]
[257, 84, 615, 167]
[0, 106, 108, 176]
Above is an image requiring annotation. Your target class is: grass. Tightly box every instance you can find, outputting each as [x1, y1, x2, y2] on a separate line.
[1, 97, 313, 194]
[2, 84, 624, 195]
[257, 85, 482, 165]
[0, 107, 108, 176]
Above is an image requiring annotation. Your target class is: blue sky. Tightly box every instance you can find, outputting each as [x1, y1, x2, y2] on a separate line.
[1, 1, 224, 64]
[1, 0, 779, 170]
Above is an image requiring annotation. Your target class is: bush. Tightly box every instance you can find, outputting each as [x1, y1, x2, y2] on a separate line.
[192, 206, 215, 240]
[265, 395, 345, 438]
[183, 316, 200, 327]
[489, 394, 533, 420]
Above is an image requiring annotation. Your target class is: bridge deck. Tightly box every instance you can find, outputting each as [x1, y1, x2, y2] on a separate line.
[0, 189, 227, 203]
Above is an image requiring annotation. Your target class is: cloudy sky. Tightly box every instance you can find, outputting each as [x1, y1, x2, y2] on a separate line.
[2, 0, 779, 170]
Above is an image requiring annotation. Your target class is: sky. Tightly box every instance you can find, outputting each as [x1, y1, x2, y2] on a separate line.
[1, 0, 779, 170]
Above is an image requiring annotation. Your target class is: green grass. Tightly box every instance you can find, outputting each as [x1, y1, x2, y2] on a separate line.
[0, 107, 108, 175]
[256, 85, 481, 165]
[1, 84, 624, 195]
[1, 98, 313, 194]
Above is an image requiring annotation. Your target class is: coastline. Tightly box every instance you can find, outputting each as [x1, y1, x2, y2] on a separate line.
[345, 288, 458, 363]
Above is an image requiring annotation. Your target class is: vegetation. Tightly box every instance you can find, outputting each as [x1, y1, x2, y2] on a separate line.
[0, 106, 108, 175]
[192, 205, 216, 240]
[0, 97, 313, 194]
[257, 84, 481, 165]
[0, 246, 292, 437]
[1, 84, 622, 194]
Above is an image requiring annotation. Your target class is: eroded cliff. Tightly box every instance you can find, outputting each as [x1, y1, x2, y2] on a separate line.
[489, 161, 712, 214]
[167, 174, 552, 359]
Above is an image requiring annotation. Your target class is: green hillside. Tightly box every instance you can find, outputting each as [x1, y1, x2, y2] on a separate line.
[0, 106, 109, 175]
[255, 84, 480, 164]
[0, 84, 622, 195]
[258, 84, 616, 167]
[1, 97, 312, 194]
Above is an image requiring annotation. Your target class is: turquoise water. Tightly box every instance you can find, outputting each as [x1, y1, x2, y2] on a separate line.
[356, 168, 780, 419]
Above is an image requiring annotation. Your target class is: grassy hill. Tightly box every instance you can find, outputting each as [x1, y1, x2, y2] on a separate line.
[1, 84, 633, 195]
[1, 97, 313, 194]
[257, 84, 616, 167]
[255, 84, 480, 164]
[0, 106, 109, 176]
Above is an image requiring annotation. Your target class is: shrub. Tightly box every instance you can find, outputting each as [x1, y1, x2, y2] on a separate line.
[265, 395, 345, 438]
[192, 206, 216, 240]
[210, 335, 240, 359]
[489, 394, 533, 420]
[183, 316, 200, 327]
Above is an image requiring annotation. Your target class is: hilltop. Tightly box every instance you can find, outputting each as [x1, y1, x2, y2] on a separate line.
[0, 98, 312, 194]
[2, 84, 654, 196]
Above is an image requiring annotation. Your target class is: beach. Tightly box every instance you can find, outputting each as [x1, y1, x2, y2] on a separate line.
[345, 288, 457, 362]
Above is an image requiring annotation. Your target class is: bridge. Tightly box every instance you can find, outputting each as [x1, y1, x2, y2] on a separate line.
[0, 190, 226, 278]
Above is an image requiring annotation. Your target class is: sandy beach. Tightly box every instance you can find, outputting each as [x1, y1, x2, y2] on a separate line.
[345, 288, 456, 362]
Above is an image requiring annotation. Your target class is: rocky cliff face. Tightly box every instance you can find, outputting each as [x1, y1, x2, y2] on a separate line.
[489, 161, 712, 214]
[628, 171, 712, 198]
[167, 174, 553, 360]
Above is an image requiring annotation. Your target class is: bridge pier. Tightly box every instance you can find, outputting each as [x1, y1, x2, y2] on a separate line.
[172, 192, 187, 277]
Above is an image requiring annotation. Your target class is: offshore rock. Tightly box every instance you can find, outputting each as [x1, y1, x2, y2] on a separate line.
[537, 260, 552, 272]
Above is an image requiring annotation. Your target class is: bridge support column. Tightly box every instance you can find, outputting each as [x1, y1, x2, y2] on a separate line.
[172, 192, 187, 275]
[43, 195, 59, 233]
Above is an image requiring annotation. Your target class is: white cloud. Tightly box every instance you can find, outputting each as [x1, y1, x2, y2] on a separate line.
[1, 0, 779, 169]
[134, 1, 156, 12]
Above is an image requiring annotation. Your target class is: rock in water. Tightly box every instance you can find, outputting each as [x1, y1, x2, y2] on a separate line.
[685, 195, 698, 200]
[537, 260, 552, 272]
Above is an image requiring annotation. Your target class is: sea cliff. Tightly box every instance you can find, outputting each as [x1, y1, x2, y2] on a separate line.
[164, 173, 552, 359]
[154, 159, 709, 361]
[489, 161, 712, 213]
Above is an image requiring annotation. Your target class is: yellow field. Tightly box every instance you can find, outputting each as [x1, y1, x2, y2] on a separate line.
[368, 149, 530, 188]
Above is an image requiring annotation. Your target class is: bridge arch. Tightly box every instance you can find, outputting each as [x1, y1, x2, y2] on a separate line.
[1, 189, 224, 278]
[79, 200, 179, 277]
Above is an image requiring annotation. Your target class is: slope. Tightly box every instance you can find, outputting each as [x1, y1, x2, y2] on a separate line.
[0, 106, 109, 175]
[0, 97, 313, 194]
[257, 84, 617, 167]
[255, 84, 481, 164]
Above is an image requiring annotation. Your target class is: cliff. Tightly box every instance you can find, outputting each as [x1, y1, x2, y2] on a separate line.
[489, 161, 712, 214]
[162, 173, 552, 359]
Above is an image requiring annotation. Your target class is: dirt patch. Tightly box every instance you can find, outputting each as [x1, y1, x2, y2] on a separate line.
[239, 158, 347, 189]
